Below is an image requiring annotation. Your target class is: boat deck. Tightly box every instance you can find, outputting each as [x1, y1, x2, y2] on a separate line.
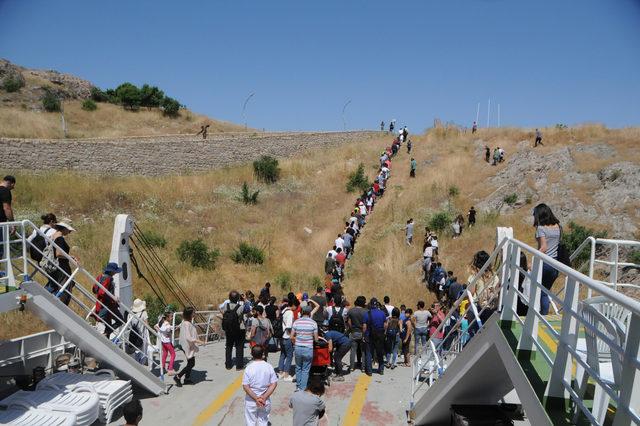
[109, 341, 414, 426]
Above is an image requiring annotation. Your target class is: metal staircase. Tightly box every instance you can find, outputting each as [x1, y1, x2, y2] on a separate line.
[0, 220, 166, 395]
[409, 229, 640, 425]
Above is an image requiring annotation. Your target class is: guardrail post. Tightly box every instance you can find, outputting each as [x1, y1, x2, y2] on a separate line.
[517, 255, 542, 359]
[610, 243, 619, 292]
[500, 243, 520, 326]
[612, 312, 640, 426]
[544, 276, 579, 409]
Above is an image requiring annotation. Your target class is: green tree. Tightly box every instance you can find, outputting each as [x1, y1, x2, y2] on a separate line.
[2, 74, 25, 93]
[90, 87, 109, 102]
[231, 242, 265, 265]
[81, 99, 98, 111]
[253, 156, 281, 183]
[140, 84, 165, 108]
[42, 90, 61, 112]
[115, 82, 142, 109]
[162, 96, 180, 116]
[346, 163, 370, 193]
[176, 239, 220, 269]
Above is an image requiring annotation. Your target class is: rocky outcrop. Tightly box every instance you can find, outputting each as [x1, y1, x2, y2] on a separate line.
[0, 131, 377, 176]
[475, 142, 638, 237]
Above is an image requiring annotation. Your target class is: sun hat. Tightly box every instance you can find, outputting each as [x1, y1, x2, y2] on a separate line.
[55, 222, 75, 232]
[131, 298, 147, 313]
[104, 262, 123, 274]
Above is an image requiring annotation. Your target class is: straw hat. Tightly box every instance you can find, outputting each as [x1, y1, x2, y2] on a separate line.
[131, 298, 147, 313]
[55, 222, 76, 232]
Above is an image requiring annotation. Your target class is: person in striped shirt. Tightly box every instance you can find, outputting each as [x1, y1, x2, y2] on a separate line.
[291, 300, 320, 391]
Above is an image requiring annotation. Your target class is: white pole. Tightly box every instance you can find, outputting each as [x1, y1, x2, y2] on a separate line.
[487, 99, 491, 128]
[475, 103, 480, 127]
[498, 104, 501, 127]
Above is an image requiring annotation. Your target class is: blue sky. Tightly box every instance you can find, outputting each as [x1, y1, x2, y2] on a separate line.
[1, 0, 639, 131]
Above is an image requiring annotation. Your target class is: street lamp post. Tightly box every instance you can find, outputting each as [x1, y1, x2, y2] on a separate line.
[342, 99, 352, 131]
[242, 92, 255, 130]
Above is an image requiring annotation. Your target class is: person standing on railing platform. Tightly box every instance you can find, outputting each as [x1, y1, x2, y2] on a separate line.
[94, 262, 124, 337]
[533, 203, 561, 315]
[0, 176, 16, 264]
[43, 222, 76, 306]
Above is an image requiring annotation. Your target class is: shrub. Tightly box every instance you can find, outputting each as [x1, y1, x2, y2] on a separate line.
[90, 87, 110, 102]
[629, 250, 640, 266]
[307, 275, 323, 289]
[428, 211, 452, 233]
[143, 294, 178, 329]
[503, 193, 518, 205]
[176, 239, 220, 269]
[162, 96, 180, 117]
[2, 74, 25, 92]
[141, 230, 167, 248]
[609, 169, 622, 182]
[448, 185, 460, 197]
[240, 182, 259, 204]
[275, 272, 292, 291]
[562, 221, 607, 267]
[346, 163, 370, 193]
[42, 90, 61, 112]
[115, 82, 142, 109]
[231, 242, 265, 265]
[81, 99, 97, 111]
[253, 156, 281, 184]
[140, 84, 164, 108]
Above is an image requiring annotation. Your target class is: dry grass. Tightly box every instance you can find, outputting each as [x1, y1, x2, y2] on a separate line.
[0, 102, 246, 139]
[2, 125, 638, 339]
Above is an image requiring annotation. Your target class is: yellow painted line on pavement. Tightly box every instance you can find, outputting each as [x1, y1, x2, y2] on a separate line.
[538, 327, 558, 353]
[193, 373, 243, 426]
[342, 374, 372, 426]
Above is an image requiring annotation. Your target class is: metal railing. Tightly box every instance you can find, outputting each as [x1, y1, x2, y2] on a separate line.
[570, 236, 640, 297]
[410, 233, 640, 425]
[171, 310, 224, 347]
[1, 220, 166, 379]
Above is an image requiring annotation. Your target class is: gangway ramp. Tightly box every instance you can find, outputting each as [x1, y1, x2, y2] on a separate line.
[411, 312, 550, 425]
[410, 231, 640, 425]
[21, 282, 165, 396]
[1, 220, 166, 396]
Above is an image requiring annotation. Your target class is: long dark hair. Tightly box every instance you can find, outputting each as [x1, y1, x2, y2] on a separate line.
[41, 213, 57, 225]
[533, 203, 560, 227]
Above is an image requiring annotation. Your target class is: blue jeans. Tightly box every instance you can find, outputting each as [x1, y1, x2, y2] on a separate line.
[278, 338, 293, 375]
[414, 327, 428, 355]
[294, 346, 313, 391]
[539, 262, 559, 315]
[385, 334, 400, 365]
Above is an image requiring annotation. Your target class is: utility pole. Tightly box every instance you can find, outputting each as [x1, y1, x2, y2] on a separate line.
[476, 102, 480, 127]
[242, 92, 255, 131]
[342, 99, 352, 131]
[498, 103, 501, 127]
[487, 99, 491, 128]
[60, 100, 67, 138]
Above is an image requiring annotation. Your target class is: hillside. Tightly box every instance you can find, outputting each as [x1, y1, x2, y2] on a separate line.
[0, 59, 245, 138]
[1, 126, 638, 339]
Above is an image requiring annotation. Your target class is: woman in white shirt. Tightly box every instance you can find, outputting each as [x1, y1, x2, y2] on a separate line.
[174, 307, 203, 386]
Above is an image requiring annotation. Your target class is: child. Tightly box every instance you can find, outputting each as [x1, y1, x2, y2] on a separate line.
[155, 311, 176, 376]
[461, 312, 470, 346]
[289, 376, 326, 426]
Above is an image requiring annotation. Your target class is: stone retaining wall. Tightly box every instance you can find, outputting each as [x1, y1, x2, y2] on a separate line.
[0, 131, 378, 175]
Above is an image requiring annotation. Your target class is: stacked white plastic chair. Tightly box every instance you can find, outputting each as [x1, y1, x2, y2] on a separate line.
[36, 370, 133, 423]
[0, 403, 76, 425]
[0, 386, 99, 426]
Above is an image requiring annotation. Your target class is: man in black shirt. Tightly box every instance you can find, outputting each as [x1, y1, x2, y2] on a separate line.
[311, 287, 327, 327]
[0, 176, 16, 264]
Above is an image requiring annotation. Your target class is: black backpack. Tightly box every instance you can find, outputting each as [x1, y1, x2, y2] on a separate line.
[222, 304, 241, 335]
[328, 307, 345, 333]
[29, 233, 46, 262]
[272, 308, 286, 339]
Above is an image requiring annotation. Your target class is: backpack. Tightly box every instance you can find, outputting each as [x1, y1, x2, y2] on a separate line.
[272, 308, 287, 339]
[386, 318, 400, 340]
[222, 304, 241, 335]
[93, 274, 112, 295]
[39, 242, 58, 274]
[127, 314, 143, 353]
[29, 234, 46, 262]
[253, 318, 270, 346]
[328, 307, 345, 333]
